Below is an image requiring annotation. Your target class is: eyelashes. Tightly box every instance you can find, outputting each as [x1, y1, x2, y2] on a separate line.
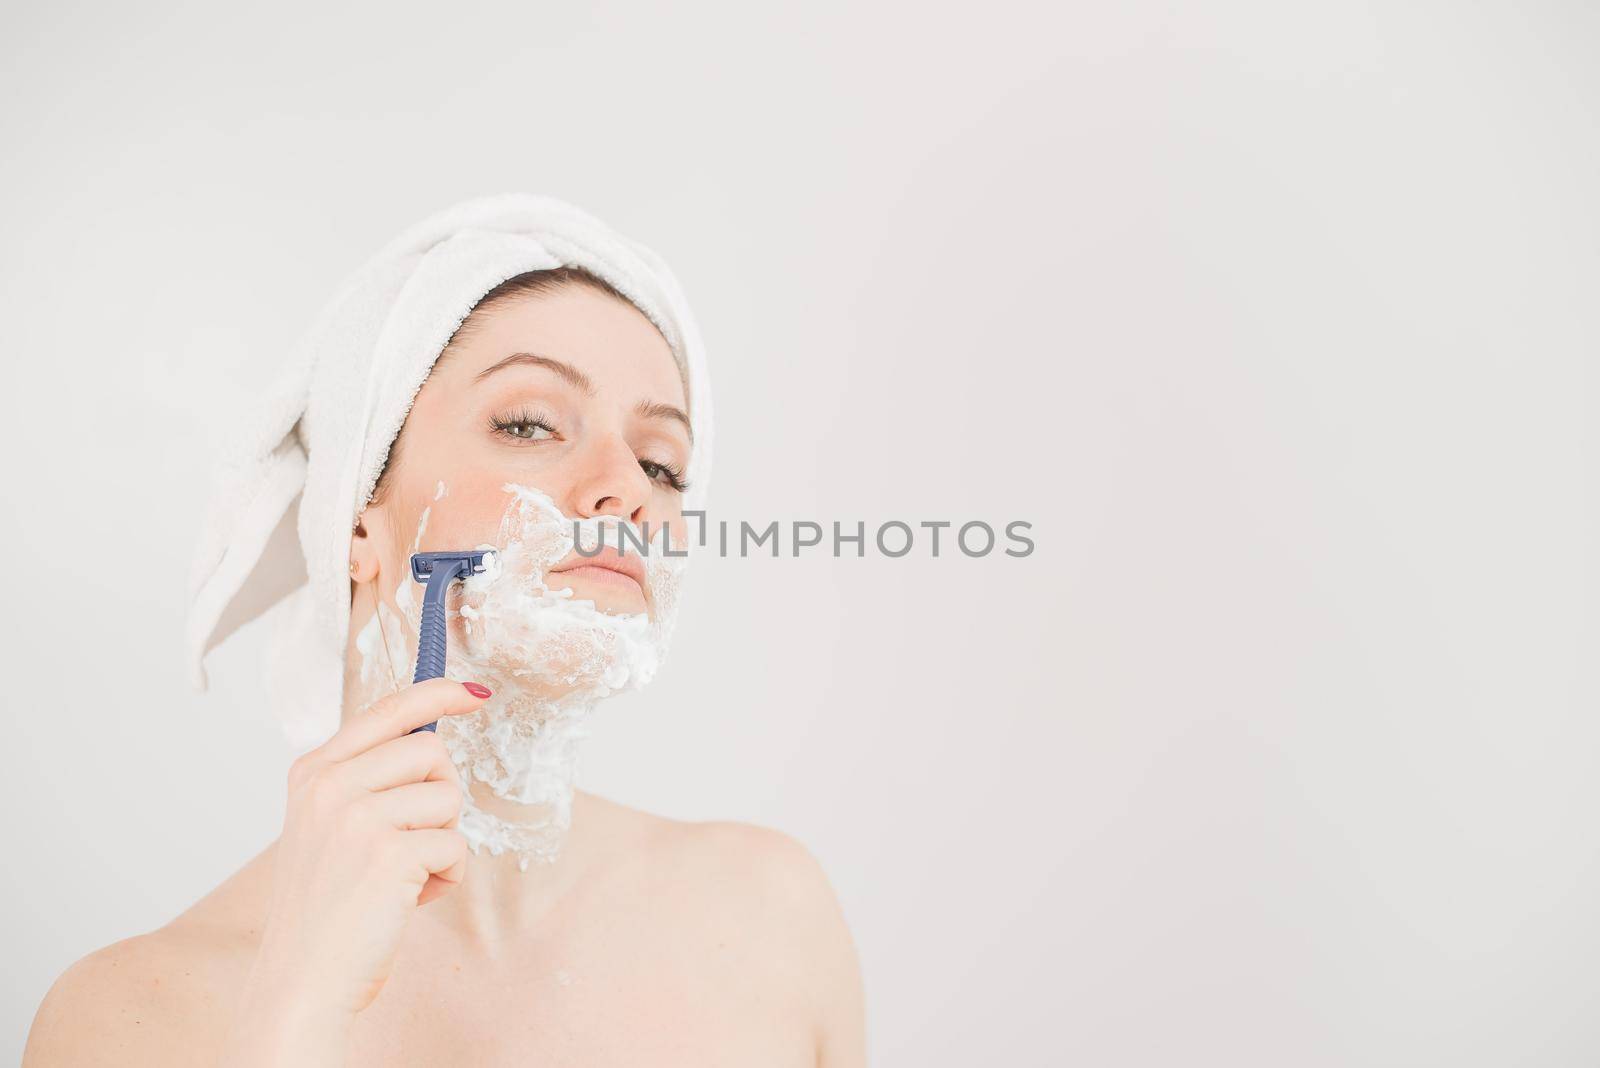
[487, 406, 557, 442]
[639, 458, 690, 494]
[487, 407, 690, 493]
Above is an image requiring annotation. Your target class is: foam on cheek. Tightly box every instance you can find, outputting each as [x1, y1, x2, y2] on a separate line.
[411, 505, 431, 555]
[353, 482, 688, 870]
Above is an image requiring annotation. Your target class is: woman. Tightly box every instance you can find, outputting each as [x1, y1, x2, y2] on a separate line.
[24, 196, 867, 1065]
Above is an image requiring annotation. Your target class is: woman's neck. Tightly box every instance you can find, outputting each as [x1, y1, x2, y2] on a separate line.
[413, 787, 604, 952]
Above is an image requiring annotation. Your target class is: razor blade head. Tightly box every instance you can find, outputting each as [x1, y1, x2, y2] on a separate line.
[410, 550, 493, 583]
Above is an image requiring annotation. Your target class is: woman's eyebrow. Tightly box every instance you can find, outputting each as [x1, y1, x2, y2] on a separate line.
[635, 399, 693, 442]
[475, 351, 690, 441]
[474, 352, 595, 394]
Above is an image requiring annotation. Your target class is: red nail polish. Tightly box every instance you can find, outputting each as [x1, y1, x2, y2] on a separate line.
[463, 682, 492, 699]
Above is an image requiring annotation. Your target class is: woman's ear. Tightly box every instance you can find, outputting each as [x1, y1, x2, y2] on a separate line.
[349, 511, 382, 584]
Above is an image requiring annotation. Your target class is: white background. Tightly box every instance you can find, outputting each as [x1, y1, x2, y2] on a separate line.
[2, 3, 1596, 1064]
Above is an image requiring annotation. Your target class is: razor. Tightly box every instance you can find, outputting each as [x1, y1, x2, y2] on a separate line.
[407, 550, 493, 733]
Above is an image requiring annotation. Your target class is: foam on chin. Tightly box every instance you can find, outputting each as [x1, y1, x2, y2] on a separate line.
[352, 482, 687, 870]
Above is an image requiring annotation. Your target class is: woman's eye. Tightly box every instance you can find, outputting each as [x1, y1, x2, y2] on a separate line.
[488, 411, 557, 441]
[505, 421, 553, 441]
[639, 458, 689, 493]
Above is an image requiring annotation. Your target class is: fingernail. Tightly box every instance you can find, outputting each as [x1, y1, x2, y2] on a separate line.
[462, 682, 492, 699]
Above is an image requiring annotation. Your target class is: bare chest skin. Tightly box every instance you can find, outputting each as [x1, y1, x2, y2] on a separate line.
[154, 821, 821, 1068]
[23, 803, 862, 1067]
[342, 879, 814, 1067]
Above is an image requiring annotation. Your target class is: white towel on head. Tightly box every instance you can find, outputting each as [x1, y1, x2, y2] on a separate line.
[184, 193, 714, 751]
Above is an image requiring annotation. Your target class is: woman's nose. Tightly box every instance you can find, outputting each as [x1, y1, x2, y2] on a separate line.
[570, 434, 651, 521]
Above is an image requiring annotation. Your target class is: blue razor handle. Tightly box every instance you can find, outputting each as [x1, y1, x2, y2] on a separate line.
[407, 550, 491, 734]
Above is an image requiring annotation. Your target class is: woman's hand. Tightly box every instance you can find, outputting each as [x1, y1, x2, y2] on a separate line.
[221, 677, 490, 1066]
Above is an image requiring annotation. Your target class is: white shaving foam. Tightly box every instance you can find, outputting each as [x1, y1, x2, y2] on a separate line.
[353, 482, 687, 869]
[411, 505, 431, 554]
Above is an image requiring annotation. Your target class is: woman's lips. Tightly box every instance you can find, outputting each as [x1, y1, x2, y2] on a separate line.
[548, 547, 647, 599]
[553, 564, 645, 596]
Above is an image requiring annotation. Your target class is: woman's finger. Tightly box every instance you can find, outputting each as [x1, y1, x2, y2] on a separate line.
[417, 871, 463, 907]
[364, 780, 463, 831]
[406, 828, 469, 883]
[319, 677, 490, 763]
[342, 731, 459, 792]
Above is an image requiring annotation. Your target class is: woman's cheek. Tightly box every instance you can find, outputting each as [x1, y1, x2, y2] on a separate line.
[414, 481, 524, 552]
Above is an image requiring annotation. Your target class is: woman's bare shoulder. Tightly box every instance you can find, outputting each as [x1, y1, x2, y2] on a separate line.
[591, 796, 867, 1063]
[585, 793, 842, 902]
[587, 793, 850, 921]
[669, 817, 862, 984]
[22, 848, 274, 1067]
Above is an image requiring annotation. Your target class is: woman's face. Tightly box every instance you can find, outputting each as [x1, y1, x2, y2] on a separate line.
[349, 283, 691, 623]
